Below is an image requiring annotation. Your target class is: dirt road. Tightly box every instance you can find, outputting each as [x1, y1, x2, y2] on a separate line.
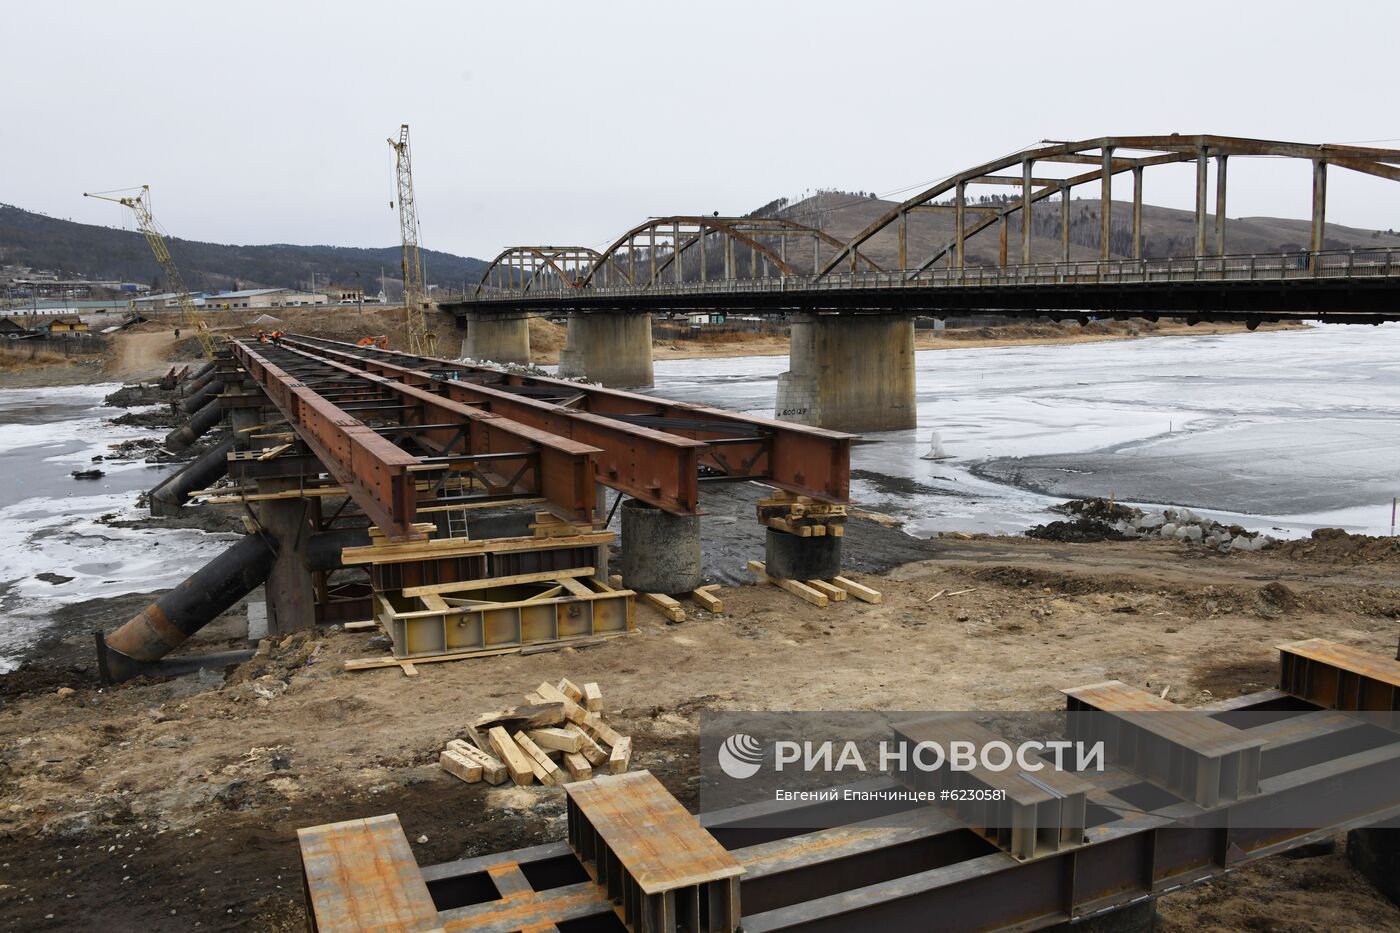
[1, 531, 1397, 930]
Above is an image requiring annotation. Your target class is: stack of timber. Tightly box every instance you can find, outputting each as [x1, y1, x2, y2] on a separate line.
[440, 678, 631, 787]
[756, 490, 847, 537]
[747, 560, 882, 608]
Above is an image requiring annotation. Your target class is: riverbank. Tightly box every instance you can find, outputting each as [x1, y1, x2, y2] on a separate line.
[1, 530, 1397, 930]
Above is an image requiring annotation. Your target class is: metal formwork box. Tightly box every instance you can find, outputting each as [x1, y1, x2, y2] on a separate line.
[893, 716, 1092, 861]
[1064, 681, 1265, 808]
[1279, 638, 1400, 713]
[566, 770, 744, 932]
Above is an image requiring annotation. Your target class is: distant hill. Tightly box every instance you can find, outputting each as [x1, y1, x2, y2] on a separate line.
[0, 203, 489, 298]
[763, 191, 1400, 270]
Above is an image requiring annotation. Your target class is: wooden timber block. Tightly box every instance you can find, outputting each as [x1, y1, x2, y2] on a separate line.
[523, 690, 549, 706]
[527, 727, 585, 754]
[439, 747, 483, 783]
[691, 586, 724, 614]
[563, 751, 593, 782]
[475, 702, 565, 733]
[608, 736, 632, 775]
[832, 575, 882, 604]
[488, 727, 537, 786]
[513, 730, 564, 786]
[534, 682, 589, 723]
[805, 579, 847, 601]
[748, 560, 828, 608]
[557, 677, 585, 703]
[342, 620, 378, 632]
[581, 711, 625, 748]
[641, 591, 686, 622]
[608, 573, 624, 588]
[582, 682, 603, 712]
[566, 723, 609, 766]
[398, 661, 419, 677]
[446, 739, 507, 785]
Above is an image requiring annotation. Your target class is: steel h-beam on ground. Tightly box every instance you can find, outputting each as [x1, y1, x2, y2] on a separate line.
[280, 334, 853, 507]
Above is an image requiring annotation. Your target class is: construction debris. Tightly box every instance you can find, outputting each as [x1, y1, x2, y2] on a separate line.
[440, 678, 631, 788]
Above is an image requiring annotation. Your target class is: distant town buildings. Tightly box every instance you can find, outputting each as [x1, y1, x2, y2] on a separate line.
[2, 264, 148, 300]
[135, 287, 329, 311]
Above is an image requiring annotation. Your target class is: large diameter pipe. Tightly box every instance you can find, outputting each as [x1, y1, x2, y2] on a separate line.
[177, 362, 217, 395]
[164, 399, 223, 451]
[98, 532, 276, 683]
[149, 436, 233, 515]
[179, 378, 222, 414]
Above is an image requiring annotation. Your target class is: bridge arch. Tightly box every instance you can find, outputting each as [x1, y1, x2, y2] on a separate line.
[815, 135, 1400, 279]
[577, 215, 882, 288]
[474, 246, 633, 296]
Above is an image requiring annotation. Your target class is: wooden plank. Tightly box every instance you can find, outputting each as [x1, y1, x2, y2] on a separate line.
[750, 561, 828, 608]
[399, 661, 419, 677]
[566, 724, 609, 766]
[297, 814, 440, 932]
[805, 579, 846, 601]
[341, 632, 635, 671]
[527, 727, 585, 754]
[641, 591, 686, 622]
[558, 577, 595, 598]
[607, 736, 632, 775]
[419, 594, 450, 613]
[389, 554, 536, 592]
[343, 620, 378, 632]
[514, 730, 564, 786]
[439, 747, 483, 783]
[519, 635, 610, 656]
[535, 682, 589, 723]
[476, 702, 566, 732]
[691, 587, 724, 614]
[582, 682, 603, 712]
[832, 575, 883, 604]
[557, 678, 585, 703]
[446, 739, 508, 785]
[488, 727, 536, 786]
[255, 442, 293, 462]
[341, 531, 614, 566]
[581, 711, 625, 748]
[563, 751, 593, 782]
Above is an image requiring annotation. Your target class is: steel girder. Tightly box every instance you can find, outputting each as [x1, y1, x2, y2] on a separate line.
[282, 334, 854, 506]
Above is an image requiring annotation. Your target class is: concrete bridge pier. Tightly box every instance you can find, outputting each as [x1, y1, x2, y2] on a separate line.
[557, 312, 654, 387]
[776, 313, 916, 432]
[461, 309, 531, 365]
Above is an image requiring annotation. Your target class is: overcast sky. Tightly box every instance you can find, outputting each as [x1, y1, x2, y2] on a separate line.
[5, 1, 1398, 261]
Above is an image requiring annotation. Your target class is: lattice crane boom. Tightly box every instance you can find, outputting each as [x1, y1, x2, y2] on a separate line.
[387, 125, 435, 355]
[83, 186, 219, 360]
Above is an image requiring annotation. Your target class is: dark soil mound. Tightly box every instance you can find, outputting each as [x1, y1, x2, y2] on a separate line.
[1025, 517, 1131, 543]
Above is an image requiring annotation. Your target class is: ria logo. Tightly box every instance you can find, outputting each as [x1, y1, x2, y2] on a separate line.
[718, 733, 764, 779]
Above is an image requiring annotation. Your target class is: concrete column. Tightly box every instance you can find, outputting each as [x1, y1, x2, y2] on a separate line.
[461, 309, 531, 365]
[1349, 826, 1400, 906]
[619, 499, 701, 595]
[557, 312, 654, 387]
[1214, 154, 1228, 256]
[1061, 187, 1071, 262]
[1311, 159, 1329, 257]
[258, 478, 316, 636]
[1195, 148, 1209, 258]
[955, 181, 967, 270]
[1100, 146, 1114, 261]
[775, 313, 915, 432]
[1022, 157, 1034, 265]
[1131, 166, 1144, 260]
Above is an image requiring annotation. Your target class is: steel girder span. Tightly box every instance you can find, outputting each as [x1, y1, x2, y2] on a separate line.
[474, 246, 626, 296]
[278, 333, 853, 508]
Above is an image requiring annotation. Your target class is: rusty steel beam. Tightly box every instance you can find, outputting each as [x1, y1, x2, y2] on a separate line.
[285, 334, 854, 505]
[230, 339, 600, 538]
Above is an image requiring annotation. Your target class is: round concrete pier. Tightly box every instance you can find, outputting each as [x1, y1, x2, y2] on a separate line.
[619, 498, 701, 594]
[557, 313, 654, 387]
[764, 528, 842, 581]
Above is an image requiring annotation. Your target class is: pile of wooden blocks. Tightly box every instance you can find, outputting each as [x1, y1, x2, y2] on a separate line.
[439, 678, 632, 787]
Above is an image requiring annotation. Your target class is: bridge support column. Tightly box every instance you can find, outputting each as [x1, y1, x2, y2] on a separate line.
[461, 309, 531, 365]
[557, 312, 654, 387]
[258, 478, 316, 636]
[776, 313, 915, 432]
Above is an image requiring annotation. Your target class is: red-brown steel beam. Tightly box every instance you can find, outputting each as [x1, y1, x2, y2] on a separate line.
[285, 334, 854, 504]
[280, 335, 706, 514]
[231, 340, 600, 538]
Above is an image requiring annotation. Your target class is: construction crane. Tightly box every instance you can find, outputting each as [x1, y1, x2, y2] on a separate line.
[83, 185, 219, 360]
[387, 124, 435, 355]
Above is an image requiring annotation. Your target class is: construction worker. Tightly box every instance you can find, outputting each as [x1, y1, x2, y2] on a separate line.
[256, 328, 266, 344]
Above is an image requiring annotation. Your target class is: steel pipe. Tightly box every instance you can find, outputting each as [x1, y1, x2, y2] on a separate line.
[163, 398, 224, 451]
[148, 436, 233, 515]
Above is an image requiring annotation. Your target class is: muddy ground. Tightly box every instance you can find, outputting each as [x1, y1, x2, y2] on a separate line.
[2, 525, 1399, 931]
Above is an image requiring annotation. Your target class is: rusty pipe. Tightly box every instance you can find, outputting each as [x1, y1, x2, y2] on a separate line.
[97, 532, 276, 683]
[149, 436, 233, 515]
[179, 378, 222, 414]
[164, 399, 224, 451]
[178, 362, 217, 396]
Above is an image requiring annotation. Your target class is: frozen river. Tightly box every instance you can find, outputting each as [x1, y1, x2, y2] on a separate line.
[644, 323, 1400, 539]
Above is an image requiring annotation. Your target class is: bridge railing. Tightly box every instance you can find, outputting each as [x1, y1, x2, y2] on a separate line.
[466, 247, 1400, 301]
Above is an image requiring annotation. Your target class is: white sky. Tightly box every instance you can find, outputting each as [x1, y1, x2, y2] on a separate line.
[4, 0, 1398, 261]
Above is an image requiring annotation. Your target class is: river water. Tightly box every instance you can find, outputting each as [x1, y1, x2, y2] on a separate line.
[2, 324, 1395, 672]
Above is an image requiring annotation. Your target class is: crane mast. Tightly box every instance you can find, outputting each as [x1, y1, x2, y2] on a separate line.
[84, 185, 219, 360]
[387, 124, 435, 355]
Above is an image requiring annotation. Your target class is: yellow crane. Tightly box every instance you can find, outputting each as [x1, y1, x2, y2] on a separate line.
[387, 124, 436, 355]
[83, 185, 219, 360]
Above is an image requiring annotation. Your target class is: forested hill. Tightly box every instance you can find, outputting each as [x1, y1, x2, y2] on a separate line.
[0, 203, 489, 296]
